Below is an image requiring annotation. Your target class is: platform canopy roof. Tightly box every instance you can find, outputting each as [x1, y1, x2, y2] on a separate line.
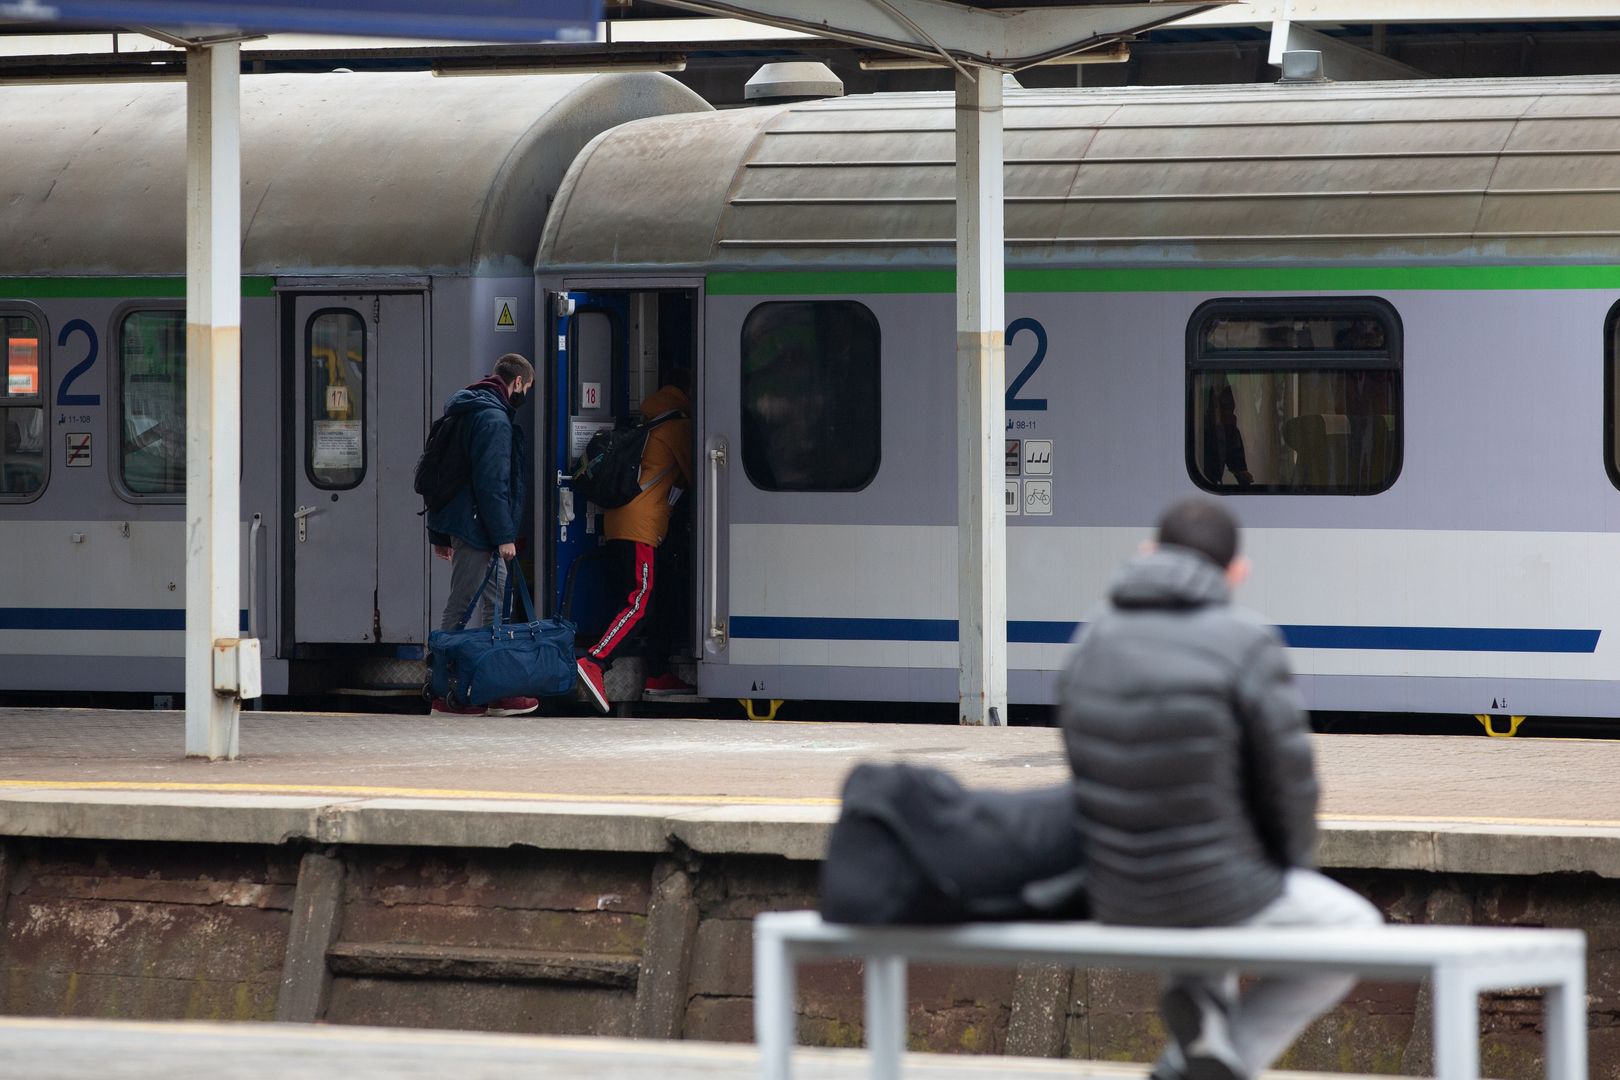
[650, 0, 1229, 70]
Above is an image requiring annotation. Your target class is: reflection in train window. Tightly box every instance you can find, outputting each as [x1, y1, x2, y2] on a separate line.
[119, 310, 186, 496]
[1186, 299, 1402, 495]
[1, 314, 45, 499]
[306, 310, 367, 490]
[741, 301, 880, 492]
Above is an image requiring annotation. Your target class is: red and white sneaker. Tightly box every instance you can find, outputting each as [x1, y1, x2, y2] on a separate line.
[576, 657, 611, 714]
[484, 696, 539, 717]
[429, 698, 484, 718]
[643, 672, 695, 698]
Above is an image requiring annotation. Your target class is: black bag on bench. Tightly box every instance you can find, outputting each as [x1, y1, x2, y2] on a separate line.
[819, 762, 1088, 926]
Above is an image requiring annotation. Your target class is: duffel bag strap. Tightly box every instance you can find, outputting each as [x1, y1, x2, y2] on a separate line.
[503, 557, 539, 625]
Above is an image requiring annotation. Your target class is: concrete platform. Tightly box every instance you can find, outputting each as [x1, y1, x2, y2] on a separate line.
[0, 708, 1604, 1076]
[2, 708, 1620, 876]
[0, 1017, 1410, 1080]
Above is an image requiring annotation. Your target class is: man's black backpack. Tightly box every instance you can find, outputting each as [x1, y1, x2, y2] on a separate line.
[414, 412, 469, 513]
[572, 410, 683, 509]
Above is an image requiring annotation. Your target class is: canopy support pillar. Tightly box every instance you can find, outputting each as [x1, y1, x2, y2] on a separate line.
[955, 66, 1007, 727]
[184, 42, 243, 760]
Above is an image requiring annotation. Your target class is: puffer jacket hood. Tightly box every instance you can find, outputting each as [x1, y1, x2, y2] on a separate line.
[639, 383, 690, 418]
[1109, 546, 1230, 610]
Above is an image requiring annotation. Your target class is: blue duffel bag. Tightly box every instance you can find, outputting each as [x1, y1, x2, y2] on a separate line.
[428, 557, 577, 706]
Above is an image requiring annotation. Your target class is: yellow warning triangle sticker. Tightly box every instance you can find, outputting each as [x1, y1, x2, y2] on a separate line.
[497, 303, 516, 327]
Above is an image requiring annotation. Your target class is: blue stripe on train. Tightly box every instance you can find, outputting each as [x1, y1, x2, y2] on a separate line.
[0, 609, 250, 632]
[727, 616, 1601, 653]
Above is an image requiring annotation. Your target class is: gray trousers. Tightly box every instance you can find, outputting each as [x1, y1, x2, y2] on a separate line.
[1165, 869, 1383, 1076]
[440, 539, 508, 631]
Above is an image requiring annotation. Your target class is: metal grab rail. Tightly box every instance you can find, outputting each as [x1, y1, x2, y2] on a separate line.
[247, 513, 263, 640]
[706, 437, 727, 650]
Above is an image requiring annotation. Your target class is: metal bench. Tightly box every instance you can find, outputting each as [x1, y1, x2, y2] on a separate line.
[753, 911, 1586, 1080]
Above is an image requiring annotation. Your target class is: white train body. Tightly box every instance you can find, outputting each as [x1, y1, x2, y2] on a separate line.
[7, 70, 1620, 718]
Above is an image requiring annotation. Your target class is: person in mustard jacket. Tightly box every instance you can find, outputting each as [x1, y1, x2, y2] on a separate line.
[575, 371, 694, 711]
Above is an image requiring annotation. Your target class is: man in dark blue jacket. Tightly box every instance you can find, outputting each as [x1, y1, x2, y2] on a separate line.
[427, 353, 536, 718]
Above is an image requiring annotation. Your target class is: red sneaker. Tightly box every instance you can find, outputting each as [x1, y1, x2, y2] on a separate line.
[430, 698, 484, 718]
[643, 672, 695, 698]
[484, 696, 539, 717]
[576, 657, 610, 714]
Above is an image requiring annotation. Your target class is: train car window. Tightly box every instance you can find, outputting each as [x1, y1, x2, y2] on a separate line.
[1, 314, 46, 499]
[1604, 303, 1620, 492]
[741, 301, 880, 491]
[119, 310, 187, 496]
[1186, 298, 1402, 495]
[305, 310, 367, 489]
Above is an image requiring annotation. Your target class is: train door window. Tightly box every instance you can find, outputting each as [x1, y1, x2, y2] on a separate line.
[118, 310, 186, 497]
[305, 309, 366, 489]
[1186, 299, 1402, 495]
[0, 313, 46, 499]
[741, 300, 880, 491]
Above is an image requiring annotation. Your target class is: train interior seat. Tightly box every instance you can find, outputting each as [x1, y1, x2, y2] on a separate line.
[1282, 412, 1395, 491]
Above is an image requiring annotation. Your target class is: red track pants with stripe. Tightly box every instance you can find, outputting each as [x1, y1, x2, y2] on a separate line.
[588, 540, 656, 665]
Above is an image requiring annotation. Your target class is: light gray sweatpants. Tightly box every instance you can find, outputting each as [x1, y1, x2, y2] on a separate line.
[440, 539, 508, 631]
[1165, 869, 1384, 1076]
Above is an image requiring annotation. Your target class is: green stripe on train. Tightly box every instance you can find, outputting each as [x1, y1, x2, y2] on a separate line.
[0, 277, 277, 299]
[707, 265, 1620, 296]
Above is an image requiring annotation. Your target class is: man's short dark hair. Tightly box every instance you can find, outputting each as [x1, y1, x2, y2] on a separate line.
[1157, 498, 1240, 568]
[494, 353, 534, 386]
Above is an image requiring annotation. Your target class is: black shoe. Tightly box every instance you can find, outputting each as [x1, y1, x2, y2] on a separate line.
[1160, 984, 1246, 1080]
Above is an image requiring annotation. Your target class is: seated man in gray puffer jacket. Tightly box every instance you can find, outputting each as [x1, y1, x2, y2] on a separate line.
[1058, 498, 1381, 1080]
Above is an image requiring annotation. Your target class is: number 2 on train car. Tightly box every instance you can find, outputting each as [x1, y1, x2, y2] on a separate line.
[1005, 317, 1048, 412]
[56, 319, 101, 407]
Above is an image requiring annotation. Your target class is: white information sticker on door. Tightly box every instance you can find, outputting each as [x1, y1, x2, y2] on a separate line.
[325, 385, 349, 414]
[312, 421, 362, 469]
[570, 421, 614, 464]
[495, 296, 519, 332]
[1024, 479, 1053, 515]
[581, 382, 602, 409]
[1005, 480, 1021, 515]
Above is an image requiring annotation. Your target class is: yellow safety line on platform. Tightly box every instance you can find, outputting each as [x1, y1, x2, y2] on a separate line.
[1324, 812, 1620, 828]
[1, 779, 1619, 827]
[0, 778, 840, 806]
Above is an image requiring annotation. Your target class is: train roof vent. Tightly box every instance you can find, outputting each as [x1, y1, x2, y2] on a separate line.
[1278, 50, 1329, 84]
[745, 62, 845, 103]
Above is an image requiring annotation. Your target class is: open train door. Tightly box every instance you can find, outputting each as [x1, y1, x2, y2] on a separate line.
[543, 286, 701, 704]
[544, 290, 627, 633]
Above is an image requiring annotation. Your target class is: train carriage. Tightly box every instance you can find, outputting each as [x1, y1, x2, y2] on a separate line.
[538, 75, 1620, 720]
[10, 68, 1620, 721]
[0, 70, 707, 696]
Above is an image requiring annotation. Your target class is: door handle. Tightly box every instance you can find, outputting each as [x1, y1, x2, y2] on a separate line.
[293, 504, 316, 543]
[706, 438, 727, 649]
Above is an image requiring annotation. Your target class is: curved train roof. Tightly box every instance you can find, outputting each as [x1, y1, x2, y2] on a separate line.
[1, 71, 709, 278]
[539, 74, 1620, 273]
